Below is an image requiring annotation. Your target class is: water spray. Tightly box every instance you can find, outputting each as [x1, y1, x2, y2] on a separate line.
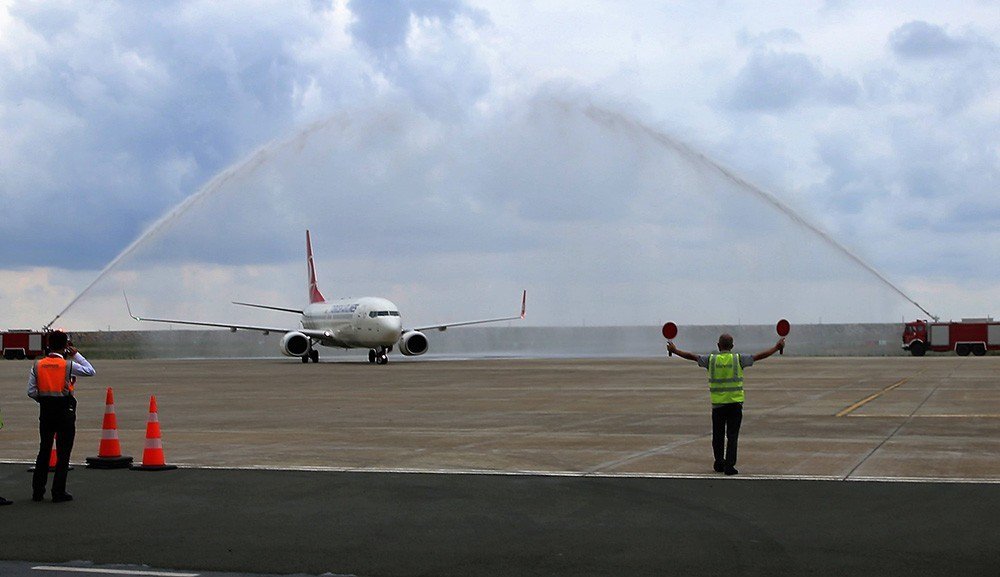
[42, 115, 346, 330]
[578, 103, 938, 321]
[45, 99, 938, 327]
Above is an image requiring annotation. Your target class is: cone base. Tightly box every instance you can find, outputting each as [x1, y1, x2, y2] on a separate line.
[130, 463, 178, 471]
[86, 455, 134, 469]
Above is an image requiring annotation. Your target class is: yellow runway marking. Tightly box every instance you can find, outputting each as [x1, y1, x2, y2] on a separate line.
[846, 414, 1000, 418]
[836, 378, 909, 417]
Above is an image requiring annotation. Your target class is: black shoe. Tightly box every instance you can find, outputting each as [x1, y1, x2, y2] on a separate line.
[32, 493, 44, 502]
[713, 461, 725, 473]
[51, 493, 73, 503]
[0, 497, 12, 506]
[724, 466, 739, 476]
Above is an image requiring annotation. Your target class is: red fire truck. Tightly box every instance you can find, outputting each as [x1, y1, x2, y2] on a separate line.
[902, 318, 1000, 356]
[1, 330, 51, 360]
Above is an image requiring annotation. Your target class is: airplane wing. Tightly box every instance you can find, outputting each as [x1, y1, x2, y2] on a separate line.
[124, 293, 335, 341]
[127, 310, 289, 336]
[412, 290, 526, 332]
[231, 301, 303, 314]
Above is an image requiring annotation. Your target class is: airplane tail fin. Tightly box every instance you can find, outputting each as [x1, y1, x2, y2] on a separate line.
[306, 230, 326, 304]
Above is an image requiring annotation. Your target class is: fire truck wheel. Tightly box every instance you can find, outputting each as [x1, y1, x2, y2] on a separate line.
[15, 350, 25, 360]
[973, 344, 987, 356]
[909, 342, 926, 357]
[956, 344, 971, 356]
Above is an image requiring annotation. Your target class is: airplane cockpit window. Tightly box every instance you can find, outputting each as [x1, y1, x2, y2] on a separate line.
[369, 310, 400, 318]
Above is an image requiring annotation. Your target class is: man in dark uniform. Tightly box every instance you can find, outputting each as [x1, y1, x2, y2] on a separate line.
[27, 330, 95, 502]
[667, 333, 783, 476]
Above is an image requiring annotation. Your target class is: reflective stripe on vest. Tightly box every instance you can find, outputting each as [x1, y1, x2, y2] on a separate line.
[708, 352, 744, 404]
[34, 355, 74, 397]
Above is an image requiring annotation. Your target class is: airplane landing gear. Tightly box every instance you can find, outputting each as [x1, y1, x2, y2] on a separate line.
[370, 347, 389, 365]
[303, 348, 319, 363]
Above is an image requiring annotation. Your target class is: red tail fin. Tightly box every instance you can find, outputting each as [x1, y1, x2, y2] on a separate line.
[306, 230, 325, 304]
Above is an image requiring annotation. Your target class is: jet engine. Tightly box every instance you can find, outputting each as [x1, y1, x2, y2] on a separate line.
[398, 330, 429, 356]
[280, 331, 311, 357]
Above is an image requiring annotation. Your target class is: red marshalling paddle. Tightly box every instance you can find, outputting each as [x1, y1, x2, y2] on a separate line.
[776, 319, 790, 355]
[662, 322, 678, 356]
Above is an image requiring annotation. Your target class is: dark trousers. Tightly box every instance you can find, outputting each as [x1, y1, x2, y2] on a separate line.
[711, 402, 743, 467]
[33, 397, 77, 497]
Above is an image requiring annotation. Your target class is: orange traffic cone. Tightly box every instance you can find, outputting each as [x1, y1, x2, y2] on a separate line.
[130, 395, 177, 471]
[86, 388, 133, 469]
[27, 433, 73, 472]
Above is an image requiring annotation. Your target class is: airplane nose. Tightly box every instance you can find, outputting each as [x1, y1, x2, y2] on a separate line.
[382, 316, 403, 336]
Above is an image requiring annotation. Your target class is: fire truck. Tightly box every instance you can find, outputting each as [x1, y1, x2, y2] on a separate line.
[902, 318, 1000, 356]
[1, 329, 51, 360]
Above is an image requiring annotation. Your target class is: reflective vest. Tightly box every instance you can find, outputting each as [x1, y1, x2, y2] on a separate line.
[34, 355, 74, 398]
[708, 352, 744, 405]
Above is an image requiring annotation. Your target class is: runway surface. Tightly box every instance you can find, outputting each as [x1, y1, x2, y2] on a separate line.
[1, 356, 999, 575]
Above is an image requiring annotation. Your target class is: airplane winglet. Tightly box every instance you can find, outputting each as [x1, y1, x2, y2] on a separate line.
[123, 290, 140, 321]
[520, 290, 527, 319]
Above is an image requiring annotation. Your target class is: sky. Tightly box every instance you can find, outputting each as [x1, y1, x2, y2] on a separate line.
[0, 0, 998, 330]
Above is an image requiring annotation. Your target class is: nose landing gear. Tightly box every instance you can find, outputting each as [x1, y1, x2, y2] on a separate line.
[369, 347, 389, 365]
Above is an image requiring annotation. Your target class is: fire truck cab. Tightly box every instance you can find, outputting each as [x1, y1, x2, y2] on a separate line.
[903, 318, 1000, 356]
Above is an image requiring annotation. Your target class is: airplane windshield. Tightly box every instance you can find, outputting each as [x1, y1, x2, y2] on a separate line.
[369, 311, 401, 317]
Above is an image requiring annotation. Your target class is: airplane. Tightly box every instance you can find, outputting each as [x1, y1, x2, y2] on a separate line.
[126, 230, 526, 364]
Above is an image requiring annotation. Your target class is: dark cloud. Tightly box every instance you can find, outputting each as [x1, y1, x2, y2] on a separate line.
[889, 21, 976, 60]
[0, 1, 496, 271]
[0, 3, 381, 269]
[721, 50, 859, 111]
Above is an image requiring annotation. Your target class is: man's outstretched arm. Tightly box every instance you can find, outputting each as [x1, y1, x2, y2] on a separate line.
[752, 338, 785, 361]
[666, 341, 700, 362]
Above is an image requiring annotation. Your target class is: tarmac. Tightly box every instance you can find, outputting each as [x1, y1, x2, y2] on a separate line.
[1, 356, 999, 575]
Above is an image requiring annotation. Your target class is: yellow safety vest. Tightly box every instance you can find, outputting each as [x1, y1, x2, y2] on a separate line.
[708, 352, 744, 405]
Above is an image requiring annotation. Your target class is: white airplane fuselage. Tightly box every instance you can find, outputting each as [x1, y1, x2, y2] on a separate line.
[301, 297, 403, 349]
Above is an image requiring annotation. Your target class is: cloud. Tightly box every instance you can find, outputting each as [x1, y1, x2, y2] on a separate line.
[889, 21, 978, 60]
[0, 1, 406, 270]
[879, 21, 1000, 115]
[721, 50, 859, 111]
[2, 1, 999, 329]
[736, 28, 802, 50]
[347, 0, 492, 119]
[348, 0, 487, 55]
